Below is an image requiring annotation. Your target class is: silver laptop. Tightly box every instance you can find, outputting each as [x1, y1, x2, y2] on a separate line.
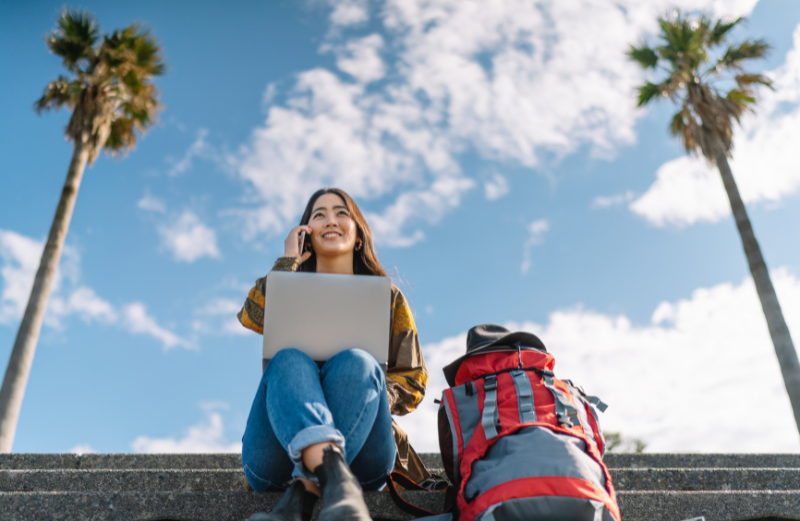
[262, 271, 391, 370]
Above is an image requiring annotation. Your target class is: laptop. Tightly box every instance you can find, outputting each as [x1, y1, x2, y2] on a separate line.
[262, 271, 392, 370]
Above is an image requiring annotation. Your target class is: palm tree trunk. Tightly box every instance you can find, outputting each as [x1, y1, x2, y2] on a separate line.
[0, 140, 90, 452]
[715, 151, 800, 435]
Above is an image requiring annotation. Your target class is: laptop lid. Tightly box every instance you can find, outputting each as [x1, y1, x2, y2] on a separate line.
[262, 271, 392, 365]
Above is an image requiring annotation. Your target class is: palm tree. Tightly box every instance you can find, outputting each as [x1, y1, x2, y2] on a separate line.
[0, 10, 165, 452]
[628, 12, 800, 434]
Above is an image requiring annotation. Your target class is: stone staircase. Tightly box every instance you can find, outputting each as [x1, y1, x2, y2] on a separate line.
[0, 453, 798, 520]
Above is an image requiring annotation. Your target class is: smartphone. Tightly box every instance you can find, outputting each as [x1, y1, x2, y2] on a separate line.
[298, 230, 306, 254]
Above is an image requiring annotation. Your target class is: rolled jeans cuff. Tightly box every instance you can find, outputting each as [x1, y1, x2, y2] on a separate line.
[288, 425, 346, 483]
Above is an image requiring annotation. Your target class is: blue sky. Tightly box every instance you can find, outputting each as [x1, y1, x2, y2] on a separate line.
[2, 0, 800, 454]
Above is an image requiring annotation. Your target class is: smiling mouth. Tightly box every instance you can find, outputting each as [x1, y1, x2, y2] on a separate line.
[322, 232, 341, 239]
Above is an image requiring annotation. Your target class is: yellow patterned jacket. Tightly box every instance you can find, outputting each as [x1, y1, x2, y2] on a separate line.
[237, 259, 431, 481]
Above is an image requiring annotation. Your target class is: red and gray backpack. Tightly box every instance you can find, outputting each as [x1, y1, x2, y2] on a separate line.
[437, 324, 620, 521]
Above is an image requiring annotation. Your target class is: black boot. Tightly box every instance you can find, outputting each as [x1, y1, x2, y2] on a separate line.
[246, 480, 318, 521]
[314, 445, 372, 521]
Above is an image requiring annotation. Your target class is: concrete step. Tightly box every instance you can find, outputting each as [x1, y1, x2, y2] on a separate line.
[612, 468, 800, 491]
[2, 454, 800, 521]
[617, 490, 800, 521]
[0, 490, 441, 521]
[0, 453, 242, 470]
[604, 453, 800, 469]
[0, 490, 422, 521]
[0, 469, 245, 492]
[6, 452, 800, 470]
[1, 467, 797, 493]
[0, 489, 798, 521]
[426, 452, 800, 470]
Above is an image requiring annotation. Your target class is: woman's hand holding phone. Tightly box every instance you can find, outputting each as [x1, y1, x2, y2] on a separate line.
[284, 225, 313, 264]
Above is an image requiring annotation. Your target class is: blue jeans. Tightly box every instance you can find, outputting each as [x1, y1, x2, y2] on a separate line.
[242, 348, 396, 492]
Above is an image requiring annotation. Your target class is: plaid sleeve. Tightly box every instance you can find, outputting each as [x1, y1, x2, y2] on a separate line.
[386, 290, 428, 415]
[237, 277, 266, 334]
[237, 257, 299, 335]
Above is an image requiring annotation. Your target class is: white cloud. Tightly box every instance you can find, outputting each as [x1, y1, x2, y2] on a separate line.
[194, 298, 249, 337]
[122, 303, 193, 350]
[0, 229, 114, 328]
[49, 287, 118, 325]
[70, 444, 97, 455]
[167, 128, 216, 176]
[235, 0, 756, 246]
[217, 277, 255, 294]
[592, 190, 635, 209]
[131, 403, 241, 453]
[329, 0, 369, 26]
[330, 34, 386, 84]
[143, 197, 221, 265]
[198, 298, 242, 316]
[158, 211, 221, 263]
[484, 173, 509, 201]
[0, 229, 44, 324]
[520, 219, 548, 274]
[262, 83, 278, 108]
[386, 0, 755, 167]
[631, 23, 800, 227]
[0, 228, 190, 349]
[137, 194, 167, 213]
[236, 67, 462, 244]
[396, 268, 800, 453]
[365, 176, 475, 247]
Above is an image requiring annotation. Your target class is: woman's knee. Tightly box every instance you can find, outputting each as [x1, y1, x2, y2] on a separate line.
[351, 441, 396, 490]
[268, 347, 316, 374]
[324, 349, 384, 392]
[242, 461, 292, 492]
[327, 349, 382, 376]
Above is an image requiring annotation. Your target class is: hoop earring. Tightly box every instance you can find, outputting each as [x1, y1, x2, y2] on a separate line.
[355, 239, 363, 251]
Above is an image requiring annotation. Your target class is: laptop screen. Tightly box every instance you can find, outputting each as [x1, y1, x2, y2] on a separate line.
[262, 271, 391, 365]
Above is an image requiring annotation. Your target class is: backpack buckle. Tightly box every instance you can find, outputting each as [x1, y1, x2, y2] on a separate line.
[484, 375, 497, 392]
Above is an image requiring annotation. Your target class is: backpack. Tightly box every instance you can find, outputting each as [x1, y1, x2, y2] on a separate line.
[437, 346, 620, 521]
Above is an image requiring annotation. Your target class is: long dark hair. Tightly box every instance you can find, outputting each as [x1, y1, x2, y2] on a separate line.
[297, 187, 388, 277]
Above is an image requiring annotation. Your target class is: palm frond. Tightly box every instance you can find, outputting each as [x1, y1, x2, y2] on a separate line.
[635, 76, 684, 107]
[628, 9, 772, 158]
[636, 82, 663, 107]
[708, 17, 742, 46]
[735, 73, 773, 90]
[120, 94, 160, 129]
[669, 106, 701, 155]
[34, 76, 82, 113]
[83, 22, 164, 146]
[46, 9, 99, 71]
[669, 110, 685, 138]
[97, 24, 165, 85]
[131, 28, 166, 75]
[723, 88, 756, 120]
[57, 9, 99, 44]
[716, 39, 771, 71]
[627, 42, 658, 69]
[655, 12, 709, 70]
[121, 70, 144, 94]
[104, 117, 138, 157]
[694, 15, 714, 46]
[38, 10, 165, 155]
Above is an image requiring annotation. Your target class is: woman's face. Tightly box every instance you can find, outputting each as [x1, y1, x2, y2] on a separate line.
[307, 193, 358, 257]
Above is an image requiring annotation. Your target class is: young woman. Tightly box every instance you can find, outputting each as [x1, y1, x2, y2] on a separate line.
[238, 188, 429, 521]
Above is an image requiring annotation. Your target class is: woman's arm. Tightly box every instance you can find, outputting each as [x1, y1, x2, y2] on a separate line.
[237, 257, 301, 334]
[386, 289, 428, 415]
[237, 225, 312, 334]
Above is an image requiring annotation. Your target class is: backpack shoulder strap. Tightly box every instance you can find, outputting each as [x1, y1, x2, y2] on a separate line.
[386, 472, 456, 518]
